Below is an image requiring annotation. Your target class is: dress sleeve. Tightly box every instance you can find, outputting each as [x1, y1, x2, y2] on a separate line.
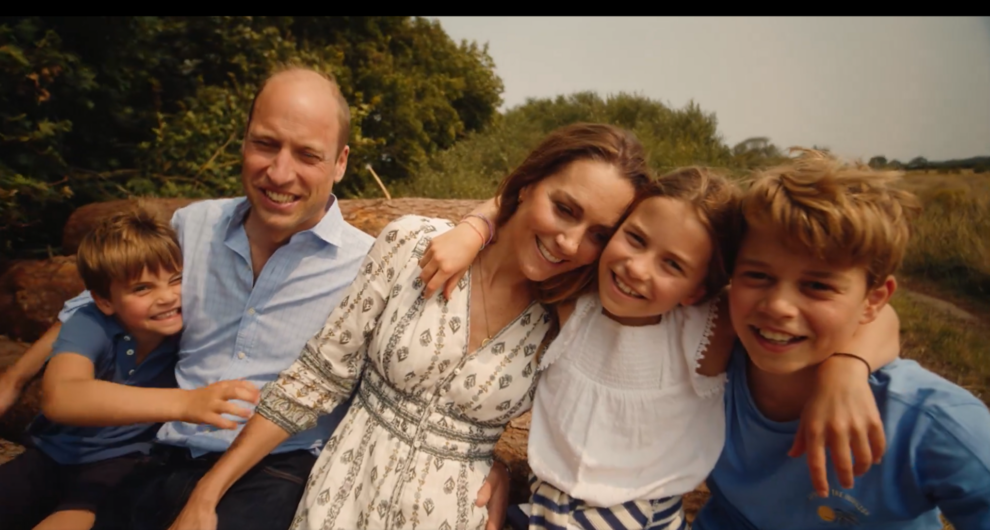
[256, 215, 442, 435]
[674, 297, 726, 398]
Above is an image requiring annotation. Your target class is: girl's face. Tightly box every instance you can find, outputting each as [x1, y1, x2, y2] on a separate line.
[598, 196, 713, 326]
[503, 158, 637, 283]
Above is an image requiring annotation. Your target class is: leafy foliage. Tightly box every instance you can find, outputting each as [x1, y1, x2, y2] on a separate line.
[0, 16, 502, 253]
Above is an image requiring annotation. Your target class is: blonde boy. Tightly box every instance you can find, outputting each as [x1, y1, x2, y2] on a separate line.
[0, 209, 257, 530]
[694, 150, 990, 529]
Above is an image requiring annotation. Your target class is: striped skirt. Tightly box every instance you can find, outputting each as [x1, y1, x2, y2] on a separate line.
[520, 475, 687, 530]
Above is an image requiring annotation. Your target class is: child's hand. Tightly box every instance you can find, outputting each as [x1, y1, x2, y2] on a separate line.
[180, 380, 260, 430]
[418, 221, 486, 300]
[791, 355, 885, 498]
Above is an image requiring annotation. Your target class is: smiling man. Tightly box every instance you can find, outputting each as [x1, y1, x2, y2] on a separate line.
[37, 66, 375, 530]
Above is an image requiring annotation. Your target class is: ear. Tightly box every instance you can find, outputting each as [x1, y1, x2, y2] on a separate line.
[679, 284, 707, 308]
[93, 293, 116, 317]
[332, 145, 350, 184]
[518, 184, 532, 204]
[860, 275, 896, 325]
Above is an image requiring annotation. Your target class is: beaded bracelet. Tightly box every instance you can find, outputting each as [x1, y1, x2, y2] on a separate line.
[832, 352, 872, 375]
[461, 213, 494, 248]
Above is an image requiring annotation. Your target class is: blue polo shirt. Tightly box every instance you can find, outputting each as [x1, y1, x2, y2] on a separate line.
[694, 346, 990, 529]
[28, 302, 179, 465]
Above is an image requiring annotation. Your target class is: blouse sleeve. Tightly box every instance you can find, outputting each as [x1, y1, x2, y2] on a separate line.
[257, 215, 441, 435]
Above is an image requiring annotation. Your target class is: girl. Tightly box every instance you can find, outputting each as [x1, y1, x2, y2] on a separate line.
[422, 167, 898, 529]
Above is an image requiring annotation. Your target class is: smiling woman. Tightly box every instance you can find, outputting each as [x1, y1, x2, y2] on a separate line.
[166, 123, 655, 530]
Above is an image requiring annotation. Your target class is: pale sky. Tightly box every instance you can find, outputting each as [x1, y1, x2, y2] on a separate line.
[432, 17, 990, 162]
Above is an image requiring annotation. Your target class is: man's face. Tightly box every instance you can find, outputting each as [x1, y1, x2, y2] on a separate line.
[241, 71, 349, 243]
[729, 224, 891, 375]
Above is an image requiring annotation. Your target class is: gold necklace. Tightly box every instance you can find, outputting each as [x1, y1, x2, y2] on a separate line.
[478, 251, 493, 347]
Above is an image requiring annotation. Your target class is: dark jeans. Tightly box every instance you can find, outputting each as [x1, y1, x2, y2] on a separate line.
[91, 445, 317, 530]
[0, 447, 145, 530]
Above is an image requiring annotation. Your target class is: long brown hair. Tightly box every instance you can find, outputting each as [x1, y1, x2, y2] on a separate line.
[493, 123, 652, 305]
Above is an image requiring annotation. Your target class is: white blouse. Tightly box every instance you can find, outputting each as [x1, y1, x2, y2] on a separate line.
[527, 293, 726, 507]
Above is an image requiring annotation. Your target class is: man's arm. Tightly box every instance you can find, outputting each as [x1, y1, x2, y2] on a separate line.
[0, 322, 61, 415]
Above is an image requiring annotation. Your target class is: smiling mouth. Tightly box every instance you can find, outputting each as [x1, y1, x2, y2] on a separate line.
[536, 238, 564, 264]
[151, 308, 181, 321]
[752, 326, 807, 345]
[262, 189, 298, 204]
[612, 272, 645, 299]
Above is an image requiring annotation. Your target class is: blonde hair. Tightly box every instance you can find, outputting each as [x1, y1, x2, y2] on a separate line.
[740, 148, 921, 288]
[622, 166, 741, 304]
[76, 207, 183, 300]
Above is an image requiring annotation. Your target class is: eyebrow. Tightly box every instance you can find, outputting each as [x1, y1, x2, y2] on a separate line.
[737, 257, 848, 281]
[626, 219, 697, 272]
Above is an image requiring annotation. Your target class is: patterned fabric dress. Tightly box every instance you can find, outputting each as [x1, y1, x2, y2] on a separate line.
[257, 215, 552, 530]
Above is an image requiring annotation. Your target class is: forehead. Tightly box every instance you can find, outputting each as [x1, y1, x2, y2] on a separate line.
[739, 224, 866, 279]
[249, 73, 340, 147]
[629, 196, 712, 252]
[540, 159, 635, 224]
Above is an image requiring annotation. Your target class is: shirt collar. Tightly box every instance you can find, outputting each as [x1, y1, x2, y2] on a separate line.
[223, 195, 345, 248]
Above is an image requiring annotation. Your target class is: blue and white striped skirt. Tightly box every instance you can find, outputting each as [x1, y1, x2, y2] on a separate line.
[509, 475, 687, 530]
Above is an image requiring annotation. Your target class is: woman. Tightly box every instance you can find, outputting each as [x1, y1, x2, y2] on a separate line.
[167, 123, 652, 530]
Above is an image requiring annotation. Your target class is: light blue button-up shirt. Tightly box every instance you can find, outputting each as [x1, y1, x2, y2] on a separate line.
[59, 197, 374, 456]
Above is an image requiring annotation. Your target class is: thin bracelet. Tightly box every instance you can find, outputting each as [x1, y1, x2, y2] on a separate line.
[462, 213, 494, 247]
[832, 352, 872, 374]
[461, 221, 487, 249]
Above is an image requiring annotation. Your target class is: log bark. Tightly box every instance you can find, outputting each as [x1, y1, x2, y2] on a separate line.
[0, 257, 85, 342]
[62, 197, 483, 253]
[0, 336, 39, 443]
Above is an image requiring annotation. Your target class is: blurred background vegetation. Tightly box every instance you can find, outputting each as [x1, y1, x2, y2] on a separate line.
[1, 16, 987, 308]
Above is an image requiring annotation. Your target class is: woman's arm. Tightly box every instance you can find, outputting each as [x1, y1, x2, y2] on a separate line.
[419, 197, 499, 300]
[169, 216, 428, 530]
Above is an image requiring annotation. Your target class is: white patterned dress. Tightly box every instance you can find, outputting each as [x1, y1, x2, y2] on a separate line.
[257, 215, 551, 530]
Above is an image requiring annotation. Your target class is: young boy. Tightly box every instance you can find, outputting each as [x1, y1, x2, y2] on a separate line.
[694, 150, 990, 529]
[0, 209, 259, 530]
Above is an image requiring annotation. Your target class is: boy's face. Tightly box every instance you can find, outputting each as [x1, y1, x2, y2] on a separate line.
[94, 267, 183, 341]
[598, 196, 711, 326]
[729, 224, 892, 375]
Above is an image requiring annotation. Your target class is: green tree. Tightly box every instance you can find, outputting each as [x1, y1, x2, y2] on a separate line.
[868, 155, 888, 169]
[0, 16, 503, 254]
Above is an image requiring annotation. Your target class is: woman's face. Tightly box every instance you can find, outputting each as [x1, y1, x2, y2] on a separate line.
[504, 158, 637, 283]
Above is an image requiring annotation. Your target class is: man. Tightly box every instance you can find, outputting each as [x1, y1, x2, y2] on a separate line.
[3, 66, 508, 530]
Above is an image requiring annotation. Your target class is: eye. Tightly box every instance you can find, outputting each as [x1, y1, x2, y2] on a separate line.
[591, 231, 610, 245]
[805, 281, 834, 292]
[554, 202, 574, 218]
[624, 230, 645, 248]
[741, 271, 770, 281]
[664, 258, 684, 273]
[132, 284, 150, 294]
[170, 274, 183, 284]
[302, 152, 322, 161]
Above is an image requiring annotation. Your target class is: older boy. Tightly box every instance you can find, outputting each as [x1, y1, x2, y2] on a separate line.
[0, 210, 257, 530]
[694, 150, 990, 528]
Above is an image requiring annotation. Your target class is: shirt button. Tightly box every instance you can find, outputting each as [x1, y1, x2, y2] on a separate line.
[128, 369, 135, 376]
[412, 439, 422, 449]
[126, 349, 135, 356]
[238, 352, 246, 360]
[123, 335, 131, 342]
[247, 307, 255, 315]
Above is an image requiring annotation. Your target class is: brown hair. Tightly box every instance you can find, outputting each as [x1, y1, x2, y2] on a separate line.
[77, 207, 183, 300]
[621, 167, 741, 304]
[493, 123, 652, 304]
[246, 63, 351, 157]
[740, 148, 921, 289]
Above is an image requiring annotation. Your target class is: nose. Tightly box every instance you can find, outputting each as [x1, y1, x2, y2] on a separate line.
[760, 284, 798, 320]
[625, 255, 649, 281]
[554, 228, 582, 258]
[158, 285, 180, 306]
[266, 148, 295, 186]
